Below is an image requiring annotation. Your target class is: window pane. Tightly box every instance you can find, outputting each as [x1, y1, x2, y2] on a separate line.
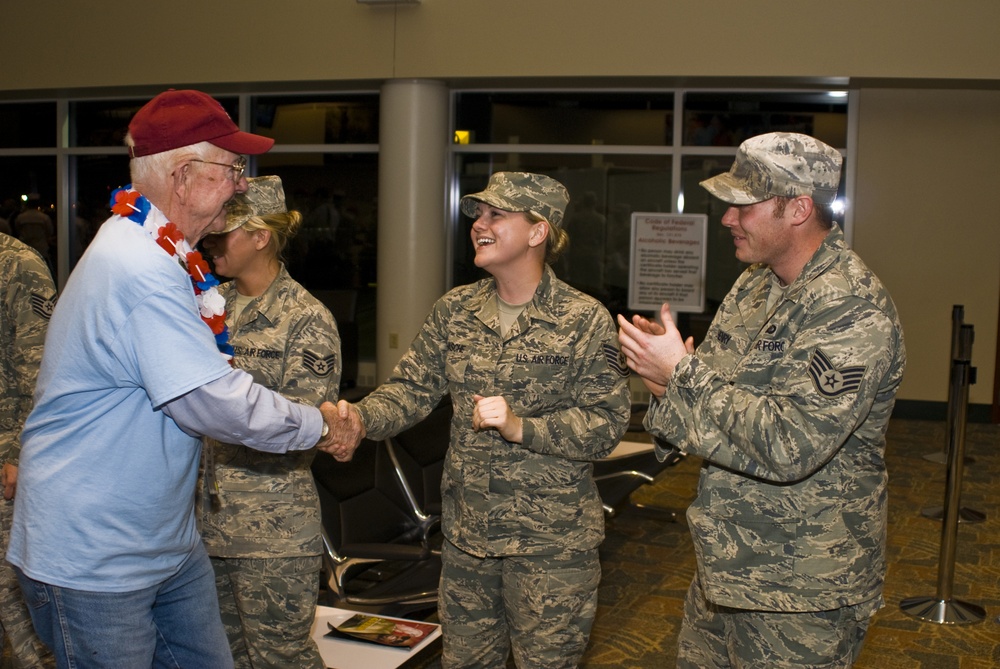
[0, 156, 57, 273]
[71, 153, 131, 265]
[683, 91, 848, 148]
[71, 99, 144, 148]
[680, 155, 747, 305]
[246, 152, 379, 390]
[70, 97, 242, 148]
[253, 95, 379, 144]
[0, 102, 57, 148]
[454, 152, 672, 316]
[455, 92, 674, 146]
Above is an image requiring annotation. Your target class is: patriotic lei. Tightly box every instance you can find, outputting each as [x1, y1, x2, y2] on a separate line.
[109, 186, 233, 362]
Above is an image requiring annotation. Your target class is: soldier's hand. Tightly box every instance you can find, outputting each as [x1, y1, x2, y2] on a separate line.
[1, 463, 17, 500]
[617, 302, 694, 396]
[472, 394, 523, 443]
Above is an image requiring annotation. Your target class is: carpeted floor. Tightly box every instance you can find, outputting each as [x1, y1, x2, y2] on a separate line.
[585, 418, 1000, 669]
[413, 418, 1000, 668]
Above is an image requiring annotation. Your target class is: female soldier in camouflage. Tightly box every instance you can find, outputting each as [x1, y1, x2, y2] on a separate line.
[331, 172, 631, 668]
[198, 176, 341, 669]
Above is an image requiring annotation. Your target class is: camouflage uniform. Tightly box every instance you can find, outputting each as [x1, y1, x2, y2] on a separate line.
[0, 233, 56, 668]
[645, 224, 906, 667]
[197, 264, 340, 669]
[357, 264, 631, 668]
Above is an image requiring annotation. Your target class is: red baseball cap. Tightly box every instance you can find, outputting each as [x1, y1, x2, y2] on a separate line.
[128, 89, 275, 158]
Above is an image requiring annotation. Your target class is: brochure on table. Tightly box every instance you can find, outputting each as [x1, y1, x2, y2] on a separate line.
[311, 606, 441, 669]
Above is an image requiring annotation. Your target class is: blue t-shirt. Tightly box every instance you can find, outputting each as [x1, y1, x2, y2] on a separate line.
[8, 210, 233, 591]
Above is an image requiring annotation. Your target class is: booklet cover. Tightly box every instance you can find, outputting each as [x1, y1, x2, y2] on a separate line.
[326, 614, 438, 650]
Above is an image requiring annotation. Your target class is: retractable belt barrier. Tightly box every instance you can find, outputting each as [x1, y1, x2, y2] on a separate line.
[901, 317, 986, 625]
[921, 305, 984, 523]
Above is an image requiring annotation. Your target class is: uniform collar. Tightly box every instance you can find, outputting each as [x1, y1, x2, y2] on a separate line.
[466, 264, 560, 331]
[781, 225, 845, 297]
[740, 225, 846, 298]
[225, 263, 291, 328]
[735, 226, 846, 335]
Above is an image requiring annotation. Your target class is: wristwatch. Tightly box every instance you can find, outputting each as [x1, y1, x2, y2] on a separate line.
[322, 422, 330, 438]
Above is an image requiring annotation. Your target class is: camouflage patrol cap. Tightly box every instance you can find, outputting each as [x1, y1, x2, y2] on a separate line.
[220, 175, 286, 233]
[700, 132, 842, 205]
[460, 172, 570, 227]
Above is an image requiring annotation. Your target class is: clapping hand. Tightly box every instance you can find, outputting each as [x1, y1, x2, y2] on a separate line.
[617, 302, 695, 398]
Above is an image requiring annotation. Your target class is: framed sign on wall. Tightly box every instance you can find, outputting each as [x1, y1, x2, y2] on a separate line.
[628, 212, 707, 314]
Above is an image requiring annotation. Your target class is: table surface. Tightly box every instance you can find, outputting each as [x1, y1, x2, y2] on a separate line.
[607, 439, 656, 458]
[311, 606, 442, 669]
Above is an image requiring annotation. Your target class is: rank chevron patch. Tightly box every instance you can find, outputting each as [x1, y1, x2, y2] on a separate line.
[603, 342, 630, 377]
[30, 292, 56, 320]
[303, 350, 336, 377]
[808, 349, 866, 397]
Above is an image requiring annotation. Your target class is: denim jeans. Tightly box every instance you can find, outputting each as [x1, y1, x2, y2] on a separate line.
[15, 542, 234, 669]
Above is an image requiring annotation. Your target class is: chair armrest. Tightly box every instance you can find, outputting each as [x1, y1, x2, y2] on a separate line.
[594, 470, 656, 484]
[340, 543, 431, 561]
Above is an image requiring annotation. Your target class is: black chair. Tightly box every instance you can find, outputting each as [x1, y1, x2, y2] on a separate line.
[382, 398, 452, 543]
[311, 437, 441, 614]
[593, 436, 684, 519]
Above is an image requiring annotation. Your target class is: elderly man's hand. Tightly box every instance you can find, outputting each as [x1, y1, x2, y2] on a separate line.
[315, 401, 366, 462]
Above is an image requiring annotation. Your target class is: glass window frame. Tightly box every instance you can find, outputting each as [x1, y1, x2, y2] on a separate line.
[1, 89, 382, 391]
[448, 87, 855, 307]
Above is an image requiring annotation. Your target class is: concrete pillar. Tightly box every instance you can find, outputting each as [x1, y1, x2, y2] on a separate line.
[375, 79, 448, 382]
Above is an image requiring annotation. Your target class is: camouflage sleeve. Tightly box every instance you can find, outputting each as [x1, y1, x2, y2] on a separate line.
[519, 307, 631, 462]
[280, 305, 341, 408]
[356, 300, 451, 439]
[1, 248, 56, 465]
[647, 297, 901, 482]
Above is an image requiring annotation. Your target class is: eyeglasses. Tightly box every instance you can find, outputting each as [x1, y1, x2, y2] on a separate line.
[190, 155, 247, 182]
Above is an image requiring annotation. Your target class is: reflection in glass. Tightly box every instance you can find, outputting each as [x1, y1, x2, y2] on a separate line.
[248, 152, 379, 388]
[455, 92, 674, 146]
[0, 156, 57, 274]
[253, 95, 379, 145]
[71, 153, 131, 266]
[683, 91, 848, 148]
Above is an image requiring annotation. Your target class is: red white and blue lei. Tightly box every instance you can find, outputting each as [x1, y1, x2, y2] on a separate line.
[109, 185, 233, 361]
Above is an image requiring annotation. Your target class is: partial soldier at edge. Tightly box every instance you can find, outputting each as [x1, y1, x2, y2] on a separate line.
[0, 232, 56, 668]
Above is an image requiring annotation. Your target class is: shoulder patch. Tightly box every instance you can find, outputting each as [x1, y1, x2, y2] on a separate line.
[303, 350, 336, 378]
[808, 349, 866, 397]
[30, 292, 56, 320]
[602, 342, 630, 378]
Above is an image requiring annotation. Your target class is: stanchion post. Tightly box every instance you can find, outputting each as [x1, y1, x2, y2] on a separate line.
[901, 324, 986, 624]
[921, 306, 983, 523]
[924, 305, 970, 464]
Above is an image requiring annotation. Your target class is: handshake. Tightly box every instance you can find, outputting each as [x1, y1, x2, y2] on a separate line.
[311, 393, 520, 462]
[315, 400, 366, 462]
